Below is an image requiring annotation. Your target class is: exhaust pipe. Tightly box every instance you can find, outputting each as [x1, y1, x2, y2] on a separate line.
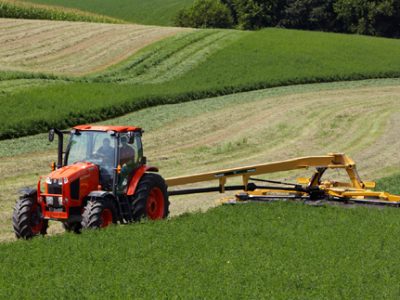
[49, 128, 63, 169]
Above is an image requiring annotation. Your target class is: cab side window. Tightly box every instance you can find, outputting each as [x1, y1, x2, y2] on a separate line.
[134, 133, 143, 165]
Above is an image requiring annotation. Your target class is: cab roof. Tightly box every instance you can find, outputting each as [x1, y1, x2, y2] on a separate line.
[74, 125, 141, 133]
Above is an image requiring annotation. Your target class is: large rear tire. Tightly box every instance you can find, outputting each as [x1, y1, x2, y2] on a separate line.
[12, 198, 48, 239]
[132, 173, 169, 221]
[81, 197, 117, 229]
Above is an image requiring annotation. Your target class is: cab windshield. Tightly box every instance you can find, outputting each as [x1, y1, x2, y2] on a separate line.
[66, 131, 116, 167]
[66, 131, 116, 189]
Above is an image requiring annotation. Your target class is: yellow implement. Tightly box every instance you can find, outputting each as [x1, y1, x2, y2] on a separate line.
[166, 153, 400, 206]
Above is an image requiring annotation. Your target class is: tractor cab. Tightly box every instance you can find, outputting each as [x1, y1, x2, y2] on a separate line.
[64, 125, 144, 192]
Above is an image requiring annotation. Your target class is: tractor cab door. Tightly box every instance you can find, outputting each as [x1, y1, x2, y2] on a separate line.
[117, 132, 143, 193]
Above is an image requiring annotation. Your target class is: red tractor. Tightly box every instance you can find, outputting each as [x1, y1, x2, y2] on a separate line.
[12, 125, 169, 239]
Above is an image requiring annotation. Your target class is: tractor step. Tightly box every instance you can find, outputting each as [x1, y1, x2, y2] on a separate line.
[118, 196, 133, 223]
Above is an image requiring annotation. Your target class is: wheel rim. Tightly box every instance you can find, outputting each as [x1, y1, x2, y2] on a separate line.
[30, 203, 44, 235]
[101, 208, 113, 228]
[146, 187, 165, 220]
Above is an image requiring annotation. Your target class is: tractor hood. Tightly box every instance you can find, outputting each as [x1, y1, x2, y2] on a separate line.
[47, 162, 98, 183]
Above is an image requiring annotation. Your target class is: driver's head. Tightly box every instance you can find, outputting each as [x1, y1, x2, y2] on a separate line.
[103, 138, 111, 148]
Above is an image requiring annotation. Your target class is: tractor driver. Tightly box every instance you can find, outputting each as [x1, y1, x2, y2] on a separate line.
[119, 136, 135, 166]
[96, 138, 115, 189]
[96, 138, 114, 163]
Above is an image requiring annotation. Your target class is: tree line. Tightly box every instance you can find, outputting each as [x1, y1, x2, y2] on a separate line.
[176, 0, 400, 38]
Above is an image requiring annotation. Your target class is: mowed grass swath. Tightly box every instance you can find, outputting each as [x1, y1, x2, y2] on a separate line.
[1, 28, 400, 139]
[2, 203, 400, 298]
[0, 0, 123, 23]
[0, 19, 186, 76]
[19, 0, 194, 25]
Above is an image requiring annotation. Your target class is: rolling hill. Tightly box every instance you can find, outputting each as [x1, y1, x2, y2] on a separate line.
[0, 18, 186, 75]
[1, 19, 400, 139]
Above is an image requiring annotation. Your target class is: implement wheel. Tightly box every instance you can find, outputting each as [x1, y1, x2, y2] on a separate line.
[12, 198, 48, 239]
[132, 173, 169, 221]
[81, 197, 117, 229]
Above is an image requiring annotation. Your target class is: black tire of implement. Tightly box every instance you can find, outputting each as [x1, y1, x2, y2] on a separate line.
[131, 173, 170, 221]
[62, 222, 82, 234]
[12, 198, 48, 239]
[81, 197, 117, 229]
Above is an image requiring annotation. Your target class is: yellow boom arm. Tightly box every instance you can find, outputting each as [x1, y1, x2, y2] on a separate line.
[165, 153, 400, 203]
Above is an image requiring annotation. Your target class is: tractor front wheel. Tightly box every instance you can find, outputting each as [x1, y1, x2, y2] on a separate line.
[81, 197, 117, 229]
[132, 173, 169, 221]
[12, 198, 48, 239]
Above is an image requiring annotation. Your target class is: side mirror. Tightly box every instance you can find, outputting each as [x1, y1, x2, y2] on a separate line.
[128, 132, 135, 144]
[49, 129, 55, 142]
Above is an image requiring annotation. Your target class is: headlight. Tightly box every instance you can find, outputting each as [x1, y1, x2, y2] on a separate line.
[45, 177, 52, 184]
[57, 178, 63, 185]
[63, 177, 69, 184]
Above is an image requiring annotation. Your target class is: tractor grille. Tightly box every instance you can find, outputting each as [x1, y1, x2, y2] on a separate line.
[47, 183, 62, 195]
[70, 179, 80, 200]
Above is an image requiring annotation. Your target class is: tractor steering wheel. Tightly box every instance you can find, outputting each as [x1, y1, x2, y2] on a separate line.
[92, 152, 106, 159]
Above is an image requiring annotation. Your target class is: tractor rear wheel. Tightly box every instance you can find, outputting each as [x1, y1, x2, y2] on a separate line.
[132, 173, 169, 221]
[81, 197, 117, 229]
[12, 198, 48, 239]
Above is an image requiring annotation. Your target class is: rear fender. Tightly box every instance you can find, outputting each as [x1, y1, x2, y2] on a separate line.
[87, 191, 114, 198]
[127, 166, 158, 196]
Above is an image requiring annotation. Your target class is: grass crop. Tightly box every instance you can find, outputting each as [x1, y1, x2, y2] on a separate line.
[1, 28, 400, 140]
[20, 0, 194, 25]
[2, 202, 400, 298]
[0, 0, 123, 23]
[179, 28, 400, 91]
[376, 173, 400, 195]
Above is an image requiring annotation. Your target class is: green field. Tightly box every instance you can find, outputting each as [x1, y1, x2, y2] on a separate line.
[1, 2, 400, 298]
[2, 202, 400, 298]
[1, 28, 400, 139]
[19, 0, 194, 25]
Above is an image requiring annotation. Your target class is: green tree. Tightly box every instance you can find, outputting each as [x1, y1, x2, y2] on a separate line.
[175, 0, 234, 28]
[334, 0, 399, 37]
[281, 0, 337, 30]
[233, 0, 285, 29]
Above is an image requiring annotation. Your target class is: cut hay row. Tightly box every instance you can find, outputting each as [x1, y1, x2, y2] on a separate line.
[0, 18, 187, 75]
[94, 29, 243, 84]
[0, 79, 399, 241]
